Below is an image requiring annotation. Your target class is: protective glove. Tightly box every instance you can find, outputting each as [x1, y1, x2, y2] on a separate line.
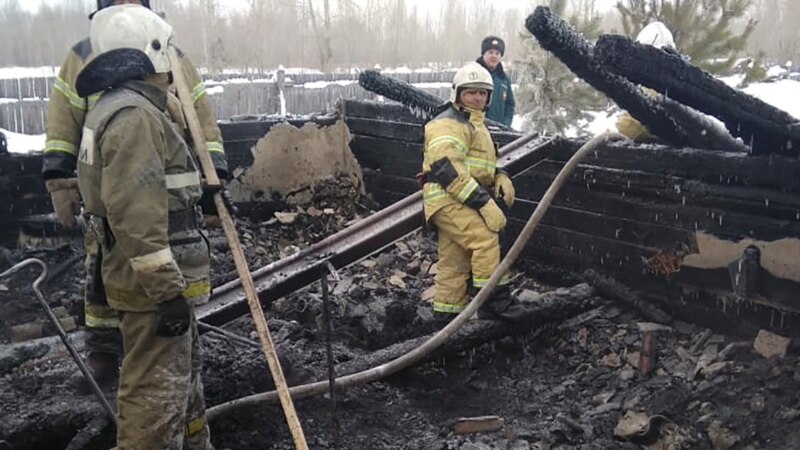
[200, 181, 238, 218]
[156, 295, 191, 337]
[478, 199, 507, 233]
[493, 171, 515, 208]
[45, 178, 81, 229]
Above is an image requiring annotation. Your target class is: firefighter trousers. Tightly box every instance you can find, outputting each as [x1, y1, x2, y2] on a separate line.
[83, 235, 123, 357]
[116, 308, 213, 450]
[430, 203, 507, 314]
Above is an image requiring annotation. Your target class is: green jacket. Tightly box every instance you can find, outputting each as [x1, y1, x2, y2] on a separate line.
[476, 58, 515, 127]
[77, 80, 210, 312]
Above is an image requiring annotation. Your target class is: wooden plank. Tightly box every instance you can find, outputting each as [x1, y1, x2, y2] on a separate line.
[342, 99, 425, 124]
[512, 199, 693, 249]
[515, 165, 800, 223]
[550, 139, 800, 192]
[513, 175, 800, 241]
[346, 117, 424, 142]
[350, 134, 422, 176]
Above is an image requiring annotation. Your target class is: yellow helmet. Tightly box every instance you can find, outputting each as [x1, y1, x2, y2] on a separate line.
[450, 62, 494, 105]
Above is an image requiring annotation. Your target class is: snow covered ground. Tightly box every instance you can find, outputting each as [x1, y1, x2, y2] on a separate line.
[2, 128, 44, 154]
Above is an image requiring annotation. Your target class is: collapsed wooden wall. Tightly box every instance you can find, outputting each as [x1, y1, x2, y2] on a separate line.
[343, 99, 800, 335]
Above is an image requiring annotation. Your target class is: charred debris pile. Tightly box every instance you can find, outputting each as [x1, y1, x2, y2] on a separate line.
[1, 7, 800, 450]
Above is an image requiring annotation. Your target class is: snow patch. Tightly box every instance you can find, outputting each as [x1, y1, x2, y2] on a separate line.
[0, 67, 57, 79]
[411, 82, 450, 89]
[206, 85, 224, 96]
[740, 79, 800, 119]
[303, 80, 356, 89]
[2, 128, 44, 154]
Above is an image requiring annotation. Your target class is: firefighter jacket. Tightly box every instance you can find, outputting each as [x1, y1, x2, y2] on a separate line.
[476, 58, 515, 127]
[422, 105, 498, 222]
[43, 38, 227, 181]
[77, 80, 210, 313]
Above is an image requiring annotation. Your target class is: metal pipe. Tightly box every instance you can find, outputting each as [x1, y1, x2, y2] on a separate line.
[0, 258, 117, 426]
[207, 133, 622, 420]
[197, 321, 260, 349]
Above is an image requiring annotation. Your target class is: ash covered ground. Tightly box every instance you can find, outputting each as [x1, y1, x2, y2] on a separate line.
[1, 175, 800, 450]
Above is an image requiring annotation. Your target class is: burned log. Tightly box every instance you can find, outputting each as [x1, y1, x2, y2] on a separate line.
[357, 70, 444, 120]
[594, 34, 800, 156]
[334, 283, 595, 376]
[524, 7, 744, 152]
[357, 70, 513, 130]
[525, 6, 689, 147]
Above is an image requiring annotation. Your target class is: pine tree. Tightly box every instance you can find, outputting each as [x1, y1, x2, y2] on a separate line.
[516, 0, 607, 136]
[616, 0, 757, 74]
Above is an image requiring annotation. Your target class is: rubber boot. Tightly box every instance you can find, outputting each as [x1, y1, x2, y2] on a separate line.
[71, 352, 120, 395]
[477, 285, 530, 323]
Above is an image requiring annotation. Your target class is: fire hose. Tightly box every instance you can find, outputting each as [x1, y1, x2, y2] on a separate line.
[0, 258, 117, 426]
[207, 132, 624, 420]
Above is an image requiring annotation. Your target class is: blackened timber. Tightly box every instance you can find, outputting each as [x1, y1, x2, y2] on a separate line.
[550, 139, 800, 192]
[521, 161, 800, 222]
[347, 117, 424, 142]
[512, 198, 693, 249]
[333, 284, 596, 376]
[525, 6, 691, 147]
[595, 35, 800, 156]
[513, 176, 800, 241]
[341, 99, 426, 124]
[581, 269, 672, 323]
[357, 70, 445, 118]
[350, 134, 423, 177]
[356, 71, 514, 130]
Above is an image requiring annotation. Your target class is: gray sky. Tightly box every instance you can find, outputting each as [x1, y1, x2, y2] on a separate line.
[26, 0, 618, 15]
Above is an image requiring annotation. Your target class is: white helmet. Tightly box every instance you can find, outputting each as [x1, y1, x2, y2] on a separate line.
[636, 21, 675, 50]
[76, 5, 173, 97]
[450, 62, 494, 105]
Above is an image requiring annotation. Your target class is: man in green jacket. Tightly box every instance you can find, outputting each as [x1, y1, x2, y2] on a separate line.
[476, 35, 515, 127]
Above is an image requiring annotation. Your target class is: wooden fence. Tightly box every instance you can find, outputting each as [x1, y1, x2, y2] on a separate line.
[0, 69, 486, 135]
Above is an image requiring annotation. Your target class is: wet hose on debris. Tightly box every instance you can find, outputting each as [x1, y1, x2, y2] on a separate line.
[206, 132, 624, 421]
[0, 259, 117, 426]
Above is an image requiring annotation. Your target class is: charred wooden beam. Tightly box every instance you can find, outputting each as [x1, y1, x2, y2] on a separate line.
[332, 284, 595, 377]
[357, 70, 444, 120]
[357, 71, 513, 130]
[525, 6, 690, 147]
[525, 7, 744, 152]
[594, 35, 800, 156]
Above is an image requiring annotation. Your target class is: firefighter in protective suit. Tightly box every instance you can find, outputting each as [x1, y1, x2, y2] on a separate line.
[42, 0, 228, 393]
[615, 21, 676, 141]
[422, 62, 526, 322]
[75, 5, 213, 448]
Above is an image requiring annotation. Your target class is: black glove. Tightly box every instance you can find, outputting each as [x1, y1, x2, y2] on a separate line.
[200, 182, 238, 217]
[156, 296, 191, 337]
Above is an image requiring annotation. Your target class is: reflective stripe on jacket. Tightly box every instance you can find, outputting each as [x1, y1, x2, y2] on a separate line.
[422, 106, 498, 222]
[77, 80, 210, 312]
